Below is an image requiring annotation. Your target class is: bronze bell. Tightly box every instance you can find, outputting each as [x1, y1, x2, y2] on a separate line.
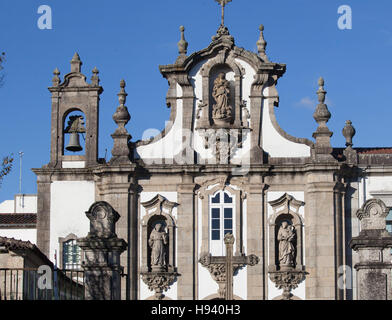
[66, 132, 83, 152]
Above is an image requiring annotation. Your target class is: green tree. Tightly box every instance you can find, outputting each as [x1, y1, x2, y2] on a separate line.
[0, 155, 14, 188]
[0, 52, 12, 186]
[0, 51, 4, 87]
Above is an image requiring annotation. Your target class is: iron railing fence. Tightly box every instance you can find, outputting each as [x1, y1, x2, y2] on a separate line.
[0, 268, 85, 300]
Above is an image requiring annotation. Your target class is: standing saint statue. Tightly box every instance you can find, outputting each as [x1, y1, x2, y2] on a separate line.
[277, 221, 296, 268]
[149, 223, 168, 271]
[212, 72, 233, 124]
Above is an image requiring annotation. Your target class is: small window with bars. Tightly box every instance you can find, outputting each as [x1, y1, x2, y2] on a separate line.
[63, 239, 81, 270]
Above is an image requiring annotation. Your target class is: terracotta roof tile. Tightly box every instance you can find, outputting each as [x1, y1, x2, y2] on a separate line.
[0, 213, 37, 227]
[0, 236, 53, 267]
[356, 148, 392, 155]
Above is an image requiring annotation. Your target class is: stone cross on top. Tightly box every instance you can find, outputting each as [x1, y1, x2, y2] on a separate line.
[215, 0, 232, 26]
[199, 233, 259, 300]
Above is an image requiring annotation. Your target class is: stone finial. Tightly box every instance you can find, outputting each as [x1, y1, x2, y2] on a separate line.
[178, 26, 188, 56]
[313, 77, 331, 125]
[312, 77, 333, 157]
[113, 79, 130, 127]
[52, 68, 60, 87]
[70, 52, 82, 73]
[91, 67, 100, 86]
[110, 80, 132, 164]
[342, 120, 356, 148]
[317, 77, 326, 104]
[257, 24, 269, 62]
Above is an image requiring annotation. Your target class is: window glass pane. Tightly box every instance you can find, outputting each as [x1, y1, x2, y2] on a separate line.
[224, 229, 232, 236]
[224, 219, 232, 229]
[224, 208, 232, 218]
[63, 239, 81, 269]
[212, 219, 220, 229]
[212, 208, 220, 218]
[387, 210, 392, 221]
[211, 193, 220, 203]
[224, 192, 233, 203]
[211, 230, 220, 240]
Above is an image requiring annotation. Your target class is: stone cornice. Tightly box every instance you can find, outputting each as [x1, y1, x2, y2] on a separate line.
[159, 39, 286, 80]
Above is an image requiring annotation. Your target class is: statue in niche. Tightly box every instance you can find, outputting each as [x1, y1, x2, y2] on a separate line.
[149, 223, 168, 271]
[277, 221, 296, 268]
[212, 72, 233, 125]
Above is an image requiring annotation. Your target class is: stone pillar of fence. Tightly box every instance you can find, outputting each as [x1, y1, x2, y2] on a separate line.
[77, 201, 127, 300]
[350, 199, 392, 300]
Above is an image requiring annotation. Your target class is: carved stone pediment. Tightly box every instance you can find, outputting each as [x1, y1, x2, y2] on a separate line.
[141, 194, 178, 219]
[268, 193, 305, 218]
[140, 271, 179, 300]
[269, 270, 308, 300]
[85, 201, 120, 239]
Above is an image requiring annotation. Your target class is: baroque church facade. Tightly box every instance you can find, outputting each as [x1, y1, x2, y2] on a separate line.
[31, 5, 392, 300]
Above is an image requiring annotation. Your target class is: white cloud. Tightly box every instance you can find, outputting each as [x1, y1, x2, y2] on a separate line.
[295, 97, 315, 109]
[294, 96, 333, 109]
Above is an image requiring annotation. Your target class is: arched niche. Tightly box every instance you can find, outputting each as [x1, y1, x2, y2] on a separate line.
[63, 109, 86, 156]
[268, 193, 305, 272]
[197, 50, 245, 129]
[141, 195, 178, 273]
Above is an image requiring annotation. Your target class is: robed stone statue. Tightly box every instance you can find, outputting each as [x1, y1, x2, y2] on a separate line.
[149, 223, 168, 271]
[212, 72, 232, 124]
[277, 221, 296, 268]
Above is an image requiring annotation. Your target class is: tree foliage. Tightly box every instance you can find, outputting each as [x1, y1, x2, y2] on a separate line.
[0, 154, 14, 188]
[0, 51, 5, 87]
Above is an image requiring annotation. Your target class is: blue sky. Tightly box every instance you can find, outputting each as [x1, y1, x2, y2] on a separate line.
[0, 0, 392, 202]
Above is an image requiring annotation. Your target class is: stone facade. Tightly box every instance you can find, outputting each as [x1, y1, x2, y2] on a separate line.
[31, 8, 392, 300]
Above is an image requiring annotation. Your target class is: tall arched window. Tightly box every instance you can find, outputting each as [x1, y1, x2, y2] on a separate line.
[209, 190, 235, 256]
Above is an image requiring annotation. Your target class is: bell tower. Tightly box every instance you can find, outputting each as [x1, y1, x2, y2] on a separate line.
[48, 53, 103, 168]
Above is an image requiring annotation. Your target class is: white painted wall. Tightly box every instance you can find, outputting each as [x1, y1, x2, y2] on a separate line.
[198, 185, 247, 300]
[262, 87, 311, 157]
[267, 191, 306, 300]
[139, 192, 178, 300]
[49, 181, 95, 264]
[0, 195, 37, 214]
[62, 161, 86, 168]
[0, 200, 14, 213]
[0, 228, 37, 244]
[15, 195, 37, 213]
[136, 85, 184, 162]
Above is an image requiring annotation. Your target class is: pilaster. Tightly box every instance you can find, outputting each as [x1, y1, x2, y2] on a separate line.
[176, 174, 196, 299]
[246, 174, 266, 299]
[305, 173, 340, 300]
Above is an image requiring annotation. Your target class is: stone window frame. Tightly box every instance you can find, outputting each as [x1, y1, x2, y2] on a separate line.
[268, 193, 305, 272]
[198, 176, 246, 256]
[209, 189, 236, 255]
[141, 194, 178, 273]
[368, 192, 392, 234]
[58, 233, 82, 270]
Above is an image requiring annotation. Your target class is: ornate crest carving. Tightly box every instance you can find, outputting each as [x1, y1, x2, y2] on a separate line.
[269, 270, 307, 300]
[85, 201, 120, 239]
[140, 272, 179, 300]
